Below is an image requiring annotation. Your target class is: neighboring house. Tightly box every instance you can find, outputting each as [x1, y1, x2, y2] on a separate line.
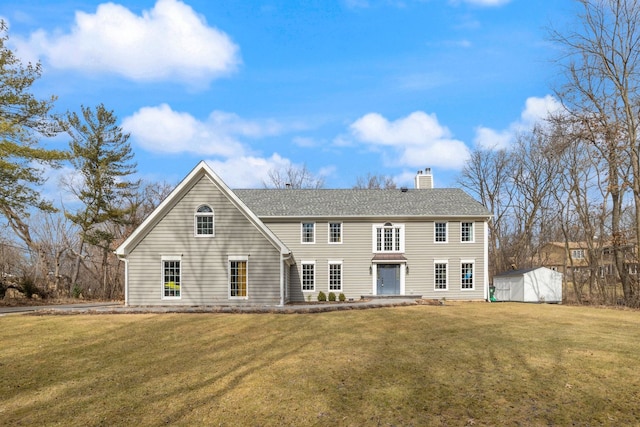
[535, 240, 639, 280]
[535, 242, 590, 276]
[115, 162, 491, 306]
[493, 267, 562, 303]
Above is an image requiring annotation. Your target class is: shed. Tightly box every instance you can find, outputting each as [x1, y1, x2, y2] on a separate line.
[493, 267, 562, 303]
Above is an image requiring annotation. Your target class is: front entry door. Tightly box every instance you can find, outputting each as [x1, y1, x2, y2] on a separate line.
[377, 264, 400, 295]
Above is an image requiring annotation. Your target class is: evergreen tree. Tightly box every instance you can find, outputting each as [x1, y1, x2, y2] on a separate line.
[60, 104, 139, 297]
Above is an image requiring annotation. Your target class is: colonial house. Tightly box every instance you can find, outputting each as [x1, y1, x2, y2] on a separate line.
[115, 162, 491, 306]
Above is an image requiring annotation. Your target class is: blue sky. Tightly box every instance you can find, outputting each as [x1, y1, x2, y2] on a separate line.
[1, 0, 572, 192]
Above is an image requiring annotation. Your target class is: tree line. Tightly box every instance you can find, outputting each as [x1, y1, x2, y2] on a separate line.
[459, 0, 640, 307]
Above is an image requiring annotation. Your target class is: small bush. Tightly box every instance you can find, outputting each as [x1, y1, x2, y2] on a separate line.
[328, 292, 336, 301]
[72, 285, 83, 299]
[317, 291, 327, 302]
[338, 293, 346, 302]
[19, 277, 40, 299]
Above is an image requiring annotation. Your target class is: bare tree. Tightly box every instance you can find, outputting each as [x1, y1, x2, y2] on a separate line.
[550, 0, 640, 304]
[264, 164, 324, 189]
[353, 173, 397, 189]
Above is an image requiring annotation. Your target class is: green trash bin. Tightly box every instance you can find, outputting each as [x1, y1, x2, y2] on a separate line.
[489, 286, 497, 302]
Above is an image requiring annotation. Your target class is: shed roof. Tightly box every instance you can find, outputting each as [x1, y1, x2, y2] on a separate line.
[494, 267, 552, 277]
[233, 188, 490, 218]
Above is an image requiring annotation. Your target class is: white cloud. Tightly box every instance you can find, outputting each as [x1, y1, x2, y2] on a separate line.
[122, 104, 284, 157]
[349, 111, 470, 169]
[206, 154, 293, 188]
[474, 95, 564, 150]
[13, 0, 239, 85]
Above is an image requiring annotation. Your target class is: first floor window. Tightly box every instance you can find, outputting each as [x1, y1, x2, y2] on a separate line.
[163, 258, 181, 298]
[329, 262, 342, 291]
[461, 262, 474, 289]
[230, 258, 248, 298]
[302, 262, 315, 291]
[435, 262, 447, 290]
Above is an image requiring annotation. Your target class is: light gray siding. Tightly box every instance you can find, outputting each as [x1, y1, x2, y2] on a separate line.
[264, 218, 487, 301]
[127, 176, 282, 306]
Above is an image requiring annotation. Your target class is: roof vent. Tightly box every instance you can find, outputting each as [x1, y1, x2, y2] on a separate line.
[401, 187, 408, 192]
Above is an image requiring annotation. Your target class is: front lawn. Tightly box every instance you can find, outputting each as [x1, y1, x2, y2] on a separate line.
[1, 302, 639, 425]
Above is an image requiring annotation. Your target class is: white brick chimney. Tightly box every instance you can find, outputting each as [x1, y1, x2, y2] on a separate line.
[415, 168, 433, 189]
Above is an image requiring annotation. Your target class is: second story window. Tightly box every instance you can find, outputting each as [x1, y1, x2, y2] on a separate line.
[461, 222, 474, 242]
[373, 223, 404, 253]
[301, 222, 315, 243]
[435, 222, 447, 243]
[195, 205, 214, 236]
[572, 249, 585, 259]
[329, 222, 342, 243]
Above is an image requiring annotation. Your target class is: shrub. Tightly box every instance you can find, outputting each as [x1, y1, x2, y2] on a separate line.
[72, 285, 83, 299]
[19, 277, 40, 299]
[317, 291, 327, 302]
[338, 293, 346, 302]
[328, 292, 336, 301]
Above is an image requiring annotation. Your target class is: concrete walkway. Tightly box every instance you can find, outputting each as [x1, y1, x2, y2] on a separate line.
[2, 298, 423, 315]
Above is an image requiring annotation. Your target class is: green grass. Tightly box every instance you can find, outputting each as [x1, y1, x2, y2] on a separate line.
[1, 302, 639, 426]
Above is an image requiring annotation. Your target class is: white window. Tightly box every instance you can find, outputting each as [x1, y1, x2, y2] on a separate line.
[373, 223, 404, 253]
[162, 255, 182, 299]
[435, 222, 447, 243]
[571, 249, 585, 259]
[302, 262, 315, 291]
[329, 222, 342, 244]
[329, 261, 342, 292]
[461, 260, 474, 290]
[194, 204, 214, 236]
[301, 222, 315, 244]
[434, 261, 448, 291]
[461, 222, 474, 243]
[229, 256, 248, 299]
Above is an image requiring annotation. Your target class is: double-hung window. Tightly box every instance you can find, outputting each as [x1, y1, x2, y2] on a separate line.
[162, 256, 181, 299]
[461, 261, 474, 290]
[329, 222, 342, 244]
[373, 223, 404, 253]
[302, 262, 315, 291]
[461, 222, 474, 243]
[434, 261, 448, 290]
[229, 257, 248, 299]
[301, 222, 315, 244]
[435, 222, 447, 243]
[329, 261, 342, 292]
[195, 205, 214, 236]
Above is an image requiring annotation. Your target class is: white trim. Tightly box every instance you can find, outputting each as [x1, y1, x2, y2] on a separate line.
[161, 255, 182, 300]
[371, 262, 406, 296]
[228, 255, 249, 300]
[434, 221, 448, 243]
[484, 221, 489, 301]
[372, 223, 405, 253]
[328, 222, 343, 244]
[434, 259, 448, 291]
[328, 260, 343, 292]
[461, 259, 475, 291]
[301, 222, 316, 244]
[301, 260, 316, 292]
[461, 221, 474, 243]
[194, 204, 215, 237]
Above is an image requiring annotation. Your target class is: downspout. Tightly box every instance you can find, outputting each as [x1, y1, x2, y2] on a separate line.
[116, 255, 129, 306]
[484, 219, 490, 302]
[279, 252, 293, 307]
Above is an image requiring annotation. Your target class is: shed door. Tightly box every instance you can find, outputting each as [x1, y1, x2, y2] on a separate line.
[377, 264, 400, 295]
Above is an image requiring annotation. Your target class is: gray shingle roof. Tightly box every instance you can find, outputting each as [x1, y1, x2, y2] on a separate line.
[233, 188, 490, 218]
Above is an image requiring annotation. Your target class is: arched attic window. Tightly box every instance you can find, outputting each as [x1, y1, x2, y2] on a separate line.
[195, 204, 214, 237]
